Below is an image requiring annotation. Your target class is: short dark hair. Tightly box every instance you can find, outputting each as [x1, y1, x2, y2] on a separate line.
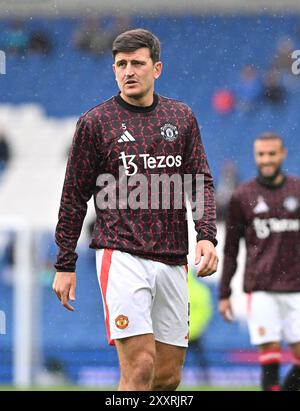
[112, 28, 161, 63]
[255, 131, 285, 147]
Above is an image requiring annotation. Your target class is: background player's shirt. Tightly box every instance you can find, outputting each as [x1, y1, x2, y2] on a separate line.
[54, 93, 217, 271]
[220, 175, 300, 298]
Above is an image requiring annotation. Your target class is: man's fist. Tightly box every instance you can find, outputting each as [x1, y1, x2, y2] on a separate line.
[195, 240, 218, 277]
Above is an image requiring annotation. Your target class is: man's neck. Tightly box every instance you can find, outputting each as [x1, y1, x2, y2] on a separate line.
[120, 93, 154, 107]
[257, 172, 286, 188]
[272, 173, 285, 186]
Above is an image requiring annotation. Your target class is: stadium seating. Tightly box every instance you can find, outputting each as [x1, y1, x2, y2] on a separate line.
[1, 15, 299, 181]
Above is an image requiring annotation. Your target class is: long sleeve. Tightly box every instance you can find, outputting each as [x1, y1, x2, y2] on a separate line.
[219, 191, 245, 299]
[54, 116, 101, 272]
[184, 111, 217, 246]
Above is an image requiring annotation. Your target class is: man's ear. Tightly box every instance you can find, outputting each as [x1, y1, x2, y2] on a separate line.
[154, 61, 162, 79]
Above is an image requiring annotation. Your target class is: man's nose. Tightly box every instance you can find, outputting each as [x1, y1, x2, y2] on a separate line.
[125, 63, 134, 76]
[264, 155, 272, 162]
[261, 157, 272, 165]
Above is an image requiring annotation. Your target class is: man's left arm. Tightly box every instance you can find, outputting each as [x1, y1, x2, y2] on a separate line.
[184, 110, 218, 277]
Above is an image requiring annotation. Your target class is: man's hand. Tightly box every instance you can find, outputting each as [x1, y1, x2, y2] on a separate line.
[52, 272, 76, 311]
[195, 240, 218, 277]
[218, 298, 234, 321]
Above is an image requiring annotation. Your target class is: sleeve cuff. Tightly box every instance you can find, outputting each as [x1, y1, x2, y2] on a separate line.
[54, 265, 76, 273]
[196, 235, 218, 247]
[219, 291, 232, 300]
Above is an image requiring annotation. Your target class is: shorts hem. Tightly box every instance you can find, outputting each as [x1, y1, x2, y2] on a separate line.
[285, 337, 300, 344]
[251, 338, 281, 346]
[111, 330, 154, 342]
[154, 337, 188, 348]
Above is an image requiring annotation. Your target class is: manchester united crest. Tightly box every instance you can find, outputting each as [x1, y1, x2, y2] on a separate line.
[283, 196, 299, 212]
[115, 315, 129, 330]
[160, 123, 179, 142]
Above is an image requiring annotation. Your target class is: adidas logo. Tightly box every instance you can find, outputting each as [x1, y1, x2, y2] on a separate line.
[254, 196, 269, 214]
[118, 130, 135, 143]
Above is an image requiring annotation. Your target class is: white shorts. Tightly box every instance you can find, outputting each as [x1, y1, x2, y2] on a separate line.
[247, 291, 300, 345]
[96, 249, 189, 347]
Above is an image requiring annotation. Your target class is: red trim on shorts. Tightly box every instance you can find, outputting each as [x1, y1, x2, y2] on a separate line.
[258, 348, 281, 365]
[99, 249, 114, 346]
[293, 355, 300, 367]
[184, 264, 188, 282]
[247, 293, 252, 315]
[269, 385, 281, 391]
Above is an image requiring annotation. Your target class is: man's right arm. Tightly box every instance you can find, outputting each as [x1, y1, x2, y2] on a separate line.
[54, 115, 100, 273]
[219, 191, 245, 320]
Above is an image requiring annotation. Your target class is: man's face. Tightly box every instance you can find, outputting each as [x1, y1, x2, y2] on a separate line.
[254, 139, 287, 178]
[113, 47, 162, 103]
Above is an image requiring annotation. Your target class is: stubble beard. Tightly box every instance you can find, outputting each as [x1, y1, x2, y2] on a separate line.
[257, 165, 282, 184]
[122, 84, 152, 102]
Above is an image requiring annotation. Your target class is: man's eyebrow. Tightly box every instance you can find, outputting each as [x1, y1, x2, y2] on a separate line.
[115, 58, 147, 65]
[257, 150, 277, 155]
[115, 59, 126, 65]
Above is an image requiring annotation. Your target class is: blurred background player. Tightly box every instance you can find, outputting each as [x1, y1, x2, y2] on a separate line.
[219, 132, 300, 391]
[53, 28, 218, 391]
